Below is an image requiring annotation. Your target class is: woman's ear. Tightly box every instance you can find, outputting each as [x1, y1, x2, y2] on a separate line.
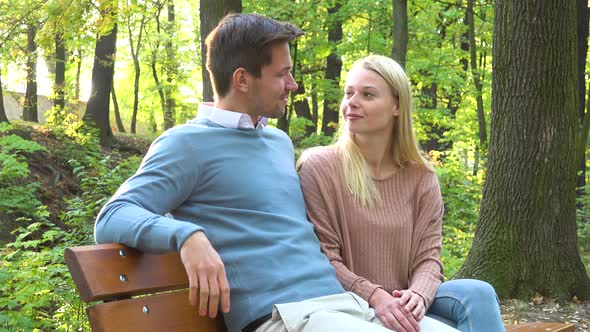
[233, 67, 249, 93]
[392, 102, 400, 117]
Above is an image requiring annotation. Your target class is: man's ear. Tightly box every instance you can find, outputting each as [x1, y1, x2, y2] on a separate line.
[233, 67, 250, 93]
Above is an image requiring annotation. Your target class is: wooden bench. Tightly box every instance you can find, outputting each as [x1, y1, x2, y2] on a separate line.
[65, 243, 576, 332]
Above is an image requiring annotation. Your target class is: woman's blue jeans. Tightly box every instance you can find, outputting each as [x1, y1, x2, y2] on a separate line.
[426, 279, 504, 332]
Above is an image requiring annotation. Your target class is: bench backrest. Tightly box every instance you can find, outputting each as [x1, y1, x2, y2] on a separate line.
[65, 243, 227, 332]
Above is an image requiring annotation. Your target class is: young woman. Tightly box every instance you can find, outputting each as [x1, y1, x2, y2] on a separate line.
[299, 55, 504, 332]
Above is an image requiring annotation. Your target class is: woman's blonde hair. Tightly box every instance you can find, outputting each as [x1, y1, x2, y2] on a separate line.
[337, 55, 433, 207]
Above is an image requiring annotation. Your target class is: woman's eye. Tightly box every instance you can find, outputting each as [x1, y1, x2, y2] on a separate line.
[344, 91, 353, 96]
[364, 92, 374, 97]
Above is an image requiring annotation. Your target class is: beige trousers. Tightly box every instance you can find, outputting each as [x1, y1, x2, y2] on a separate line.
[254, 292, 460, 332]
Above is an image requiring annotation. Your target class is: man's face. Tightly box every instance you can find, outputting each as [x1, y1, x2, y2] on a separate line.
[248, 43, 298, 119]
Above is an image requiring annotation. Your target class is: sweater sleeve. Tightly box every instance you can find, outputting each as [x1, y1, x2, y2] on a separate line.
[408, 171, 445, 308]
[94, 129, 204, 253]
[300, 153, 383, 301]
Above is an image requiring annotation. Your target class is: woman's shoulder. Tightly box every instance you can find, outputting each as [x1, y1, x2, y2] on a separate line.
[299, 145, 341, 173]
[400, 161, 439, 184]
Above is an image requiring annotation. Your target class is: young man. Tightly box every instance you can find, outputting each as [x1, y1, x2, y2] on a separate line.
[95, 13, 458, 332]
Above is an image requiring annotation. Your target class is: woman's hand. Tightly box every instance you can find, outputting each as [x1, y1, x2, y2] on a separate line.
[369, 288, 420, 332]
[392, 289, 426, 321]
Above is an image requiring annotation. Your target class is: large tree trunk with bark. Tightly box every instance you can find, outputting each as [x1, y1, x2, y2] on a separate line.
[84, 22, 117, 148]
[199, 0, 241, 102]
[391, 0, 407, 69]
[455, 0, 590, 301]
[576, 0, 589, 196]
[23, 22, 38, 122]
[321, 2, 343, 137]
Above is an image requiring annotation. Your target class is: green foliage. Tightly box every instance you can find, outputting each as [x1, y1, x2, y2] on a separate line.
[0, 124, 46, 215]
[436, 149, 484, 278]
[0, 123, 141, 331]
[0, 217, 88, 332]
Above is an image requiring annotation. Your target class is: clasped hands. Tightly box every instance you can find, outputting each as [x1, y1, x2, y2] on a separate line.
[369, 288, 426, 332]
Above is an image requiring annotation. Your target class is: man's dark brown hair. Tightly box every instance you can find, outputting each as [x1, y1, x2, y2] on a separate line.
[205, 13, 303, 98]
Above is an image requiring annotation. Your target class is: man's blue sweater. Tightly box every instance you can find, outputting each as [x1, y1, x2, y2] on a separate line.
[95, 119, 344, 332]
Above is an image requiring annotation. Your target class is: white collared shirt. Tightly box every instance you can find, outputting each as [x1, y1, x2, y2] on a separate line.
[196, 103, 268, 129]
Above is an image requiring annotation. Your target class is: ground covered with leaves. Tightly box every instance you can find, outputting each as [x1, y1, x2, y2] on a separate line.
[501, 298, 590, 331]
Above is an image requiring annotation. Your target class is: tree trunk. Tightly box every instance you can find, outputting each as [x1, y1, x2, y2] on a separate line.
[293, 81, 315, 136]
[199, 0, 242, 102]
[74, 48, 82, 102]
[455, 0, 590, 301]
[321, 2, 343, 137]
[128, 11, 146, 134]
[23, 22, 38, 122]
[84, 22, 117, 148]
[164, 0, 177, 129]
[467, 0, 487, 151]
[0, 70, 8, 123]
[391, 0, 408, 69]
[576, 0, 589, 193]
[111, 85, 125, 133]
[54, 31, 66, 111]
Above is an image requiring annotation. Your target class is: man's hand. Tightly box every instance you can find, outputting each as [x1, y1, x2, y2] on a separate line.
[368, 288, 420, 332]
[392, 289, 426, 321]
[180, 231, 230, 318]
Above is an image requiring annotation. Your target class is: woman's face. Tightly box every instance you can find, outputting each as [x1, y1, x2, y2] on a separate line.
[340, 66, 399, 137]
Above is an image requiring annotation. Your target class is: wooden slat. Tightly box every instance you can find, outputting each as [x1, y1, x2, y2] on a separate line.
[88, 289, 227, 332]
[506, 322, 576, 332]
[65, 243, 188, 302]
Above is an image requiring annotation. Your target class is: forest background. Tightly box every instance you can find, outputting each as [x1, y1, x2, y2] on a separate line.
[0, 0, 589, 330]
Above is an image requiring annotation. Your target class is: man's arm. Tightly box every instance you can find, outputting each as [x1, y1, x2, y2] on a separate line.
[94, 129, 230, 317]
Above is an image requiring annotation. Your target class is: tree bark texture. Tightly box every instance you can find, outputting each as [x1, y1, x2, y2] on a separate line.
[455, 0, 590, 301]
[23, 22, 38, 122]
[54, 32, 66, 111]
[84, 23, 117, 148]
[576, 0, 589, 190]
[199, 0, 242, 102]
[391, 0, 407, 69]
[321, 2, 343, 137]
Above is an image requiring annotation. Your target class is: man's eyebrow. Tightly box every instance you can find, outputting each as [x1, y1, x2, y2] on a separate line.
[280, 65, 293, 72]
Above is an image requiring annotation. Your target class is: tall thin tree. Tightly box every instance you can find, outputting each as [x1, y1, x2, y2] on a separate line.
[199, 0, 242, 102]
[84, 6, 117, 147]
[163, 0, 177, 129]
[23, 22, 38, 122]
[391, 0, 407, 69]
[54, 31, 66, 111]
[127, 1, 147, 134]
[0, 64, 8, 123]
[321, 2, 343, 137]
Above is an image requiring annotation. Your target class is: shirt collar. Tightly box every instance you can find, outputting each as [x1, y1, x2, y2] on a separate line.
[196, 103, 268, 129]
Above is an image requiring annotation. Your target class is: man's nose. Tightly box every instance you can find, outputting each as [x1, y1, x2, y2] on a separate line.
[287, 73, 298, 91]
